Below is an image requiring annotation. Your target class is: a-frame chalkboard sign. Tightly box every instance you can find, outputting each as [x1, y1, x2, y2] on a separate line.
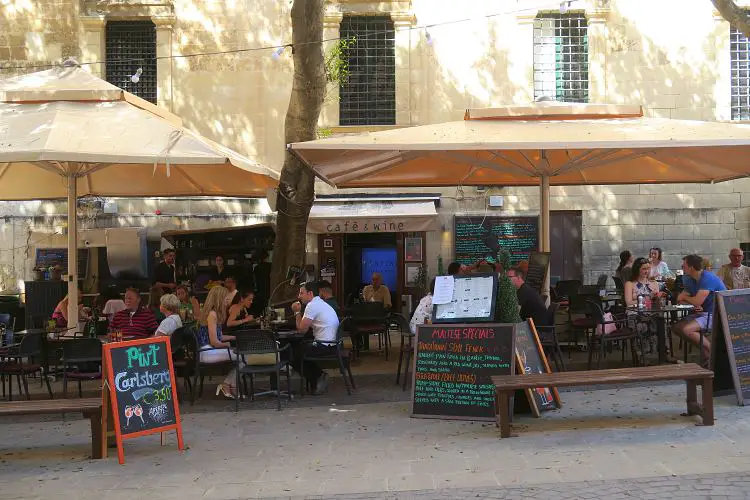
[101, 337, 185, 464]
[514, 319, 561, 416]
[711, 289, 750, 406]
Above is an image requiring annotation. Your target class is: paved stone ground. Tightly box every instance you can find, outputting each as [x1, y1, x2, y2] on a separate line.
[1, 380, 749, 499]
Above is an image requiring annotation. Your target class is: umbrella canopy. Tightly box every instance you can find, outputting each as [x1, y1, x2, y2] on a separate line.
[0, 62, 280, 327]
[289, 102, 750, 296]
[289, 103, 750, 188]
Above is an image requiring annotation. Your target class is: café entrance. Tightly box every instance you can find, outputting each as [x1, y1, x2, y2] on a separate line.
[308, 194, 440, 316]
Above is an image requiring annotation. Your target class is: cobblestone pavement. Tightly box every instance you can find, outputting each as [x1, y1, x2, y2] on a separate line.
[1, 382, 749, 499]
[271, 472, 750, 499]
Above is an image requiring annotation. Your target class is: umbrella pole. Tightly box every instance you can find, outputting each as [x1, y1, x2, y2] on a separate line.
[66, 174, 78, 331]
[540, 174, 551, 302]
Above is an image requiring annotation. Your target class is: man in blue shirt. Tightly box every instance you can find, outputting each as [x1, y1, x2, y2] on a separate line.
[672, 254, 726, 364]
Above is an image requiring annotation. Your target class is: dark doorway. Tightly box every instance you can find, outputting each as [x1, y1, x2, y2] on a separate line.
[343, 233, 398, 307]
[550, 211, 583, 284]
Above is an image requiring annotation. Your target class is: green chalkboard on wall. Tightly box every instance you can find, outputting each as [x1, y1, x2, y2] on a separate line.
[454, 216, 538, 266]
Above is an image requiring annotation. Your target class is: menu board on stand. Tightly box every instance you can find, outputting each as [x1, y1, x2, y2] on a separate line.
[101, 337, 184, 464]
[411, 323, 515, 420]
[432, 274, 498, 324]
[454, 216, 538, 266]
[711, 289, 750, 405]
[514, 319, 561, 416]
[525, 252, 550, 295]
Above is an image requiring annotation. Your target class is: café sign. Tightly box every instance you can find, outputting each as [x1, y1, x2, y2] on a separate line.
[307, 201, 438, 234]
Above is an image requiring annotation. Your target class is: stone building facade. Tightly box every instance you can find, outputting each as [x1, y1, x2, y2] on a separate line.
[1, 0, 749, 289]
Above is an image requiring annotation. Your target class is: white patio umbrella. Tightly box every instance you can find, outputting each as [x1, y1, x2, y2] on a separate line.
[289, 102, 750, 295]
[0, 61, 280, 327]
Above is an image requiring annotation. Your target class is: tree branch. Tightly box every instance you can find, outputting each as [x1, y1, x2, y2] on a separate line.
[712, 0, 750, 38]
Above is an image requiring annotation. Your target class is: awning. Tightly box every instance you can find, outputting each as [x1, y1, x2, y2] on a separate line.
[307, 200, 439, 234]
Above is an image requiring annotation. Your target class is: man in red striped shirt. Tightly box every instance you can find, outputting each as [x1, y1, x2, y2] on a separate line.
[108, 288, 158, 339]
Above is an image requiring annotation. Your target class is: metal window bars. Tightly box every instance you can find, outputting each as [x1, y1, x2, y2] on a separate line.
[731, 19, 750, 120]
[339, 15, 396, 126]
[533, 13, 589, 103]
[105, 21, 157, 104]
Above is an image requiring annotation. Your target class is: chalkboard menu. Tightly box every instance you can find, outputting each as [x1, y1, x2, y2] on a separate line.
[432, 274, 497, 324]
[526, 252, 550, 294]
[711, 289, 750, 405]
[411, 323, 515, 420]
[103, 337, 184, 464]
[515, 320, 561, 416]
[454, 216, 538, 266]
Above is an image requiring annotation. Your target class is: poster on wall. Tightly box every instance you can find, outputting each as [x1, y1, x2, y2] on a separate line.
[405, 263, 421, 287]
[405, 237, 423, 262]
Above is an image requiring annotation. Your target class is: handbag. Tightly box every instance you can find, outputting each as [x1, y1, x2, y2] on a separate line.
[595, 312, 617, 336]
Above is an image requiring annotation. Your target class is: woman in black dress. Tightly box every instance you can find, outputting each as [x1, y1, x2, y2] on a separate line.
[226, 290, 256, 331]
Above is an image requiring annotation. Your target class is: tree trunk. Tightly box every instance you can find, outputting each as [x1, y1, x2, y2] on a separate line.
[269, 0, 326, 306]
[713, 0, 750, 39]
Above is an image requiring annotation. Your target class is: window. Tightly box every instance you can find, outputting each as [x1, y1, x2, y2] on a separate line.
[731, 17, 750, 120]
[339, 15, 396, 126]
[533, 13, 589, 103]
[105, 21, 157, 104]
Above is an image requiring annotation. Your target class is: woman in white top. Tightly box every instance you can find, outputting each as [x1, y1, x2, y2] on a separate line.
[410, 278, 435, 335]
[156, 294, 183, 336]
[648, 247, 674, 280]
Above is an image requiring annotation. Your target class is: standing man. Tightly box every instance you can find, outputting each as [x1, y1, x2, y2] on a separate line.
[672, 254, 726, 364]
[718, 248, 750, 290]
[362, 272, 392, 309]
[507, 266, 550, 327]
[153, 248, 177, 291]
[291, 281, 340, 394]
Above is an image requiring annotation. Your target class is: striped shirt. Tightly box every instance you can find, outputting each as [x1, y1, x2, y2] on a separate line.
[109, 307, 159, 338]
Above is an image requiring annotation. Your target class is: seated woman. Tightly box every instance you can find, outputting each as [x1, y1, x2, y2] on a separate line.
[148, 286, 165, 323]
[624, 257, 672, 359]
[156, 294, 183, 336]
[196, 286, 243, 399]
[410, 278, 435, 335]
[175, 285, 200, 322]
[225, 290, 256, 331]
[51, 291, 90, 328]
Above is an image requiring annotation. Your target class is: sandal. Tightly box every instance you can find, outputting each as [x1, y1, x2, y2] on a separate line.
[215, 384, 236, 400]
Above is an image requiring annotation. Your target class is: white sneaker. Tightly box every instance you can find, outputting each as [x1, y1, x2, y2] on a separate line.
[315, 372, 328, 394]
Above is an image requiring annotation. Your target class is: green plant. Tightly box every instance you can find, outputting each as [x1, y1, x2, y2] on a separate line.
[324, 36, 356, 86]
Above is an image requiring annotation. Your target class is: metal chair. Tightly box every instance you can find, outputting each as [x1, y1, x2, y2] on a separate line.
[300, 318, 355, 396]
[350, 302, 390, 360]
[586, 300, 641, 369]
[0, 332, 53, 400]
[596, 274, 609, 289]
[170, 327, 197, 405]
[555, 280, 582, 301]
[536, 302, 565, 372]
[58, 338, 102, 398]
[567, 294, 594, 354]
[390, 313, 414, 390]
[234, 329, 291, 412]
[612, 276, 624, 292]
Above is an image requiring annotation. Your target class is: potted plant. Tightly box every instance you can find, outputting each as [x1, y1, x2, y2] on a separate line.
[32, 267, 44, 281]
[49, 265, 63, 281]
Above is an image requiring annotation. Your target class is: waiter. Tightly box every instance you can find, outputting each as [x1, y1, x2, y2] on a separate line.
[153, 248, 177, 291]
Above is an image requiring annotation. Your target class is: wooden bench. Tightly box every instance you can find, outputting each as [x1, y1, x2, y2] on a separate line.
[0, 398, 103, 458]
[492, 364, 714, 438]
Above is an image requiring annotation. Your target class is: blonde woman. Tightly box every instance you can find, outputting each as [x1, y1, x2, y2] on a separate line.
[197, 286, 242, 399]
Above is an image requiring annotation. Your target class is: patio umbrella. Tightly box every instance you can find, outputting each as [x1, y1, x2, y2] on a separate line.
[0, 61, 280, 327]
[288, 102, 750, 295]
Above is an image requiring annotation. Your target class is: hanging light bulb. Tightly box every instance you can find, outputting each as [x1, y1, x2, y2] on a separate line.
[130, 68, 143, 84]
[425, 29, 433, 46]
[559, 1, 571, 13]
[271, 46, 285, 61]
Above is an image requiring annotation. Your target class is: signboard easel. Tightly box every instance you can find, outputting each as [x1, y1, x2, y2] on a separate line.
[515, 319, 562, 416]
[710, 289, 750, 406]
[101, 337, 185, 464]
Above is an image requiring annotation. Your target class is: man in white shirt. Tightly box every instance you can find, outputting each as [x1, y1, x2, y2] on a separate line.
[291, 281, 340, 394]
[718, 248, 750, 290]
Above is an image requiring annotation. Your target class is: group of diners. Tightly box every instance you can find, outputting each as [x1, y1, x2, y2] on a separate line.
[615, 247, 749, 365]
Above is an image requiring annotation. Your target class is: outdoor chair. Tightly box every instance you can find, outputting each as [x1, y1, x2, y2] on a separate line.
[586, 300, 641, 369]
[58, 338, 102, 398]
[567, 294, 594, 355]
[596, 274, 609, 289]
[0, 332, 53, 400]
[390, 312, 414, 390]
[170, 327, 197, 404]
[555, 280, 582, 302]
[300, 318, 355, 396]
[350, 302, 390, 360]
[612, 276, 625, 292]
[234, 329, 291, 412]
[193, 333, 236, 400]
[536, 302, 565, 372]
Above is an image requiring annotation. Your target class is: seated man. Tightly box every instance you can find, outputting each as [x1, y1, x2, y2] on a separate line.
[507, 266, 550, 327]
[672, 254, 726, 364]
[291, 281, 340, 394]
[318, 280, 340, 313]
[362, 272, 392, 309]
[108, 288, 159, 338]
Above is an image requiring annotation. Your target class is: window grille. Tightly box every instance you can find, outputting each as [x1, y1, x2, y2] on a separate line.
[533, 13, 589, 103]
[339, 15, 396, 125]
[105, 21, 157, 104]
[731, 19, 750, 120]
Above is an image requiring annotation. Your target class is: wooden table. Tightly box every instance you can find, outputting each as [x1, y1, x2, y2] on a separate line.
[492, 364, 713, 438]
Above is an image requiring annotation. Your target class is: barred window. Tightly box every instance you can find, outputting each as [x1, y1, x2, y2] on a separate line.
[105, 21, 157, 104]
[339, 15, 396, 126]
[731, 18, 750, 120]
[533, 13, 589, 103]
